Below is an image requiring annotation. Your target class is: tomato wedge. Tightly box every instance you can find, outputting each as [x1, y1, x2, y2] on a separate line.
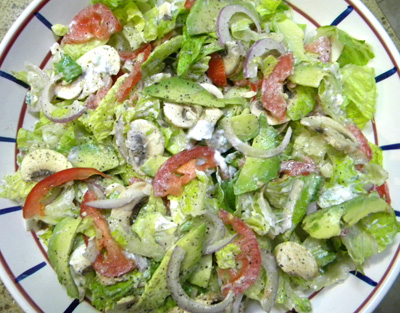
[153, 146, 217, 197]
[207, 53, 227, 87]
[261, 52, 294, 121]
[116, 44, 152, 102]
[184, 0, 196, 10]
[305, 35, 331, 63]
[280, 159, 318, 176]
[346, 124, 373, 162]
[81, 191, 135, 277]
[218, 209, 261, 296]
[63, 3, 121, 44]
[23, 168, 108, 219]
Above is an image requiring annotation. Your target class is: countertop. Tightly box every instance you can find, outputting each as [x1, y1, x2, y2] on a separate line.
[0, 0, 399, 312]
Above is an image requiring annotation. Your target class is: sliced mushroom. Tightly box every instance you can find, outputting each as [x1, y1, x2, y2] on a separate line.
[187, 108, 224, 141]
[126, 119, 165, 173]
[163, 102, 203, 128]
[300, 116, 358, 153]
[199, 83, 224, 99]
[54, 77, 84, 100]
[20, 149, 72, 182]
[274, 241, 318, 280]
[222, 41, 245, 78]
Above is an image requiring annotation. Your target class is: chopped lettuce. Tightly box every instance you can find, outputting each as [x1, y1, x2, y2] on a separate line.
[63, 39, 108, 60]
[0, 170, 36, 204]
[341, 64, 376, 129]
[215, 243, 241, 269]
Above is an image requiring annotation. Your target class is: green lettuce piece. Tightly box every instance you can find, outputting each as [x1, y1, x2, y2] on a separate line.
[260, 54, 278, 77]
[369, 142, 383, 166]
[143, 6, 158, 42]
[286, 85, 317, 121]
[56, 124, 77, 154]
[317, 68, 347, 121]
[133, 96, 161, 121]
[234, 116, 280, 195]
[87, 269, 149, 311]
[177, 29, 207, 76]
[292, 127, 329, 161]
[79, 74, 127, 142]
[0, 170, 36, 203]
[264, 175, 296, 210]
[236, 189, 277, 235]
[91, 0, 129, 9]
[316, 26, 374, 67]
[276, 272, 311, 313]
[43, 187, 79, 225]
[230, 12, 266, 42]
[256, 0, 283, 18]
[293, 253, 355, 291]
[54, 54, 82, 83]
[113, 0, 144, 26]
[302, 237, 336, 268]
[215, 243, 241, 269]
[168, 171, 209, 224]
[63, 39, 107, 60]
[141, 191, 167, 215]
[16, 128, 43, 153]
[290, 63, 327, 88]
[11, 70, 28, 84]
[361, 163, 388, 187]
[132, 212, 177, 258]
[52, 24, 69, 36]
[342, 223, 378, 265]
[157, 6, 187, 39]
[141, 35, 183, 77]
[161, 126, 189, 155]
[275, 18, 307, 62]
[341, 64, 376, 129]
[359, 211, 399, 253]
[140, 155, 168, 177]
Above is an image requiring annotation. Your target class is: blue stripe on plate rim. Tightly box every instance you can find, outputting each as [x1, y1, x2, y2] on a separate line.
[0, 206, 22, 215]
[350, 271, 379, 287]
[0, 70, 29, 89]
[0, 136, 16, 143]
[14, 262, 47, 283]
[34, 12, 53, 30]
[64, 299, 80, 313]
[331, 5, 354, 26]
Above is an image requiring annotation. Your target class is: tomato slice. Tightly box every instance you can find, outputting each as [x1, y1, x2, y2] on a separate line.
[81, 191, 135, 277]
[116, 44, 152, 102]
[218, 209, 261, 296]
[305, 35, 331, 63]
[118, 44, 152, 62]
[261, 53, 294, 121]
[23, 168, 108, 219]
[207, 53, 227, 87]
[153, 146, 217, 197]
[63, 3, 121, 44]
[280, 159, 317, 176]
[372, 182, 391, 205]
[184, 0, 196, 10]
[346, 124, 373, 162]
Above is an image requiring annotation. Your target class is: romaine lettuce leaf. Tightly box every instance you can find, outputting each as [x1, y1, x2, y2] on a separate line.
[0, 170, 36, 204]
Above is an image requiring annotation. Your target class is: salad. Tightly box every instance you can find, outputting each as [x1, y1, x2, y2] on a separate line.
[0, 0, 398, 312]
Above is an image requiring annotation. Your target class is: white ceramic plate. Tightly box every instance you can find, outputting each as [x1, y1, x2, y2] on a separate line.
[0, 0, 399, 312]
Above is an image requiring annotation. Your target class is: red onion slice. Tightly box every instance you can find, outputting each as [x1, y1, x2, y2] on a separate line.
[220, 118, 292, 159]
[167, 246, 235, 313]
[244, 39, 287, 78]
[86, 182, 151, 209]
[202, 211, 226, 254]
[40, 75, 87, 123]
[203, 233, 237, 255]
[217, 5, 261, 46]
[260, 250, 279, 313]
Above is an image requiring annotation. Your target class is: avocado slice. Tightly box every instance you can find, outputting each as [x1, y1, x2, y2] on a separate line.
[48, 217, 82, 299]
[230, 113, 259, 142]
[133, 223, 207, 311]
[233, 116, 280, 195]
[143, 77, 244, 108]
[303, 192, 389, 239]
[67, 143, 119, 171]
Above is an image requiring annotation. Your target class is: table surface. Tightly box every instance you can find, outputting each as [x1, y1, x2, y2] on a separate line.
[0, 0, 399, 312]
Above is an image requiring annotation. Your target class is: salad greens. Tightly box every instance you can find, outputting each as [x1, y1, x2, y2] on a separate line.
[0, 0, 398, 312]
